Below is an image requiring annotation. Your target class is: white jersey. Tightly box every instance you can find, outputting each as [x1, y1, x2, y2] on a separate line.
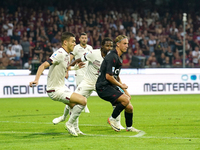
[71, 44, 93, 76]
[81, 49, 103, 84]
[11, 44, 22, 57]
[47, 48, 70, 90]
[192, 50, 200, 63]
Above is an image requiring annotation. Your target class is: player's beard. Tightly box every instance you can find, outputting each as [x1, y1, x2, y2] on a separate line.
[102, 49, 108, 56]
[81, 42, 86, 47]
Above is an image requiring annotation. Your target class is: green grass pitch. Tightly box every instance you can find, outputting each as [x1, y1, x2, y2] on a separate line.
[0, 95, 200, 150]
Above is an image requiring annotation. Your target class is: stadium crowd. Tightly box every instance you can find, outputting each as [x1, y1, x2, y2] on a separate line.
[0, 0, 200, 69]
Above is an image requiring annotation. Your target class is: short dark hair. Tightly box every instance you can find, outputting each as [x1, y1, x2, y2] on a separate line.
[80, 32, 87, 36]
[61, 32, 75, 44]
[101, 37, 113, 46]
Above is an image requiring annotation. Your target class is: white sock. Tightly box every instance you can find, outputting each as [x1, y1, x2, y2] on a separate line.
[63, 105, 70, 119]
[68, 105, 84, 124]
[74, 117, 79, 129]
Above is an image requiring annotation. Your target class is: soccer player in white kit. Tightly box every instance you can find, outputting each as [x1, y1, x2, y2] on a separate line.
[29, 32, 87, 137]
[52, 38, 125, 134]
[70, 32, 93, 113]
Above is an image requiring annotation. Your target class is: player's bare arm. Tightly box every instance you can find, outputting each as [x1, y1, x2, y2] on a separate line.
[29, 61, 51, 87]
[70, 58, 82, 66]
[118, 76, 131, 98]
[65, 70, 69, 79]
[68, 61, 85, 71]
[106, 73, 128, 89]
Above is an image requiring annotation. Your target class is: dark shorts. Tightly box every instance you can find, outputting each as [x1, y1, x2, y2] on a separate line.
[96, 85, 123, 105]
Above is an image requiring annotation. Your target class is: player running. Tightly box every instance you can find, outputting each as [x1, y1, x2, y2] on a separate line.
[70, 32, 93, 113]
[52, 38, 125, 135]
[96, 35, 141, 132]
[29, 32, 86, 137]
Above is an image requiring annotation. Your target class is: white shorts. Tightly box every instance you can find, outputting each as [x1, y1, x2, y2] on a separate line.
[47, 87, 73, 104]
[75, 80, 95, 98]
[75, 75, 84, 86]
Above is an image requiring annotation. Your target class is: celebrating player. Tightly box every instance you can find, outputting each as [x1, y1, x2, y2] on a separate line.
[96, 35, 141, 132]
[29, 32, 87, 137]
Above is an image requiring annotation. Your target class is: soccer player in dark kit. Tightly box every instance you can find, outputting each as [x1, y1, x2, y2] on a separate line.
[96, 35, 140, 132]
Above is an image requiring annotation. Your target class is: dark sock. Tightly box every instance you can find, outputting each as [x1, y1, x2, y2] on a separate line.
[111, 103, 126, 118]
[125, 112, 133, 127]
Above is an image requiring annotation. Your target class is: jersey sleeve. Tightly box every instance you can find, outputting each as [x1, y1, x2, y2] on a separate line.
[105, 54, 116, 75]
[89, 45, 93, 51]
[49, 51, 63, 65]
[81, 51, 93, 62]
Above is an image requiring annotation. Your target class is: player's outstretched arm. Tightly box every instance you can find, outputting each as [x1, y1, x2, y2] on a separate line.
[29, 61, 50, 87]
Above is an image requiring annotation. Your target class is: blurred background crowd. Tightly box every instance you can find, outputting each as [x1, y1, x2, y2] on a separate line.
[0, 0, 200, 69]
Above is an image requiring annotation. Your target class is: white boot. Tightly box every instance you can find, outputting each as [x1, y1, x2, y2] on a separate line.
[52, 105, 70, 125]
[74, 117, 85, 135]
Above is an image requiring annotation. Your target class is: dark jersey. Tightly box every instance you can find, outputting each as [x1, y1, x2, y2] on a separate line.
[96, 49, 122, 89]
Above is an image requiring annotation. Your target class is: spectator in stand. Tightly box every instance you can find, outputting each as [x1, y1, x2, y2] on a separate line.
[2, 31, 11, 46]
[185, 39, 191, 55]
[47, 26, 54, 42]
[32, 42, 43, 63]
[164, 57, 171, 68]
[29, 37, 35, 58]
[136, 49, 145, 57]
[160, 37, 168, 52]
[193, 27, 200, 44]
[51, 32, 61, 44]
[40, 29, 49, 42]
[148, 56, 159, 68]
[133, 42, 141, 55]
[21, 36, 30, 66]
[141, 39, 149, 56]
[11, 40, 23, 66]
[168, 30, 176, 52]
[126, 47, 134, 61]
[154, 40, 162, 57]
[148, 34, 156, 53]
[192, 46, 200, 67]
[0, 45, 4, 63]
[1, 52, 9, 69]
[122, 54, 131, 68]
[3, 19, 13, 36]
[43, 42, 53, 61]
[165, 46, 174, 65]
[151, 9, 159, 21]
[94, 41, 101, 49]
[146, 52, 159, 68]
[175, 33, 183, 57]
[6, 59, 17, 69]
[170, 22, 178, 33]
[186, 50, 194, 68]
[157, 52, 166, 67]
[6, 44, 16, 60]
[173, 54, 182, 67]
[11, 31, 21, 44]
